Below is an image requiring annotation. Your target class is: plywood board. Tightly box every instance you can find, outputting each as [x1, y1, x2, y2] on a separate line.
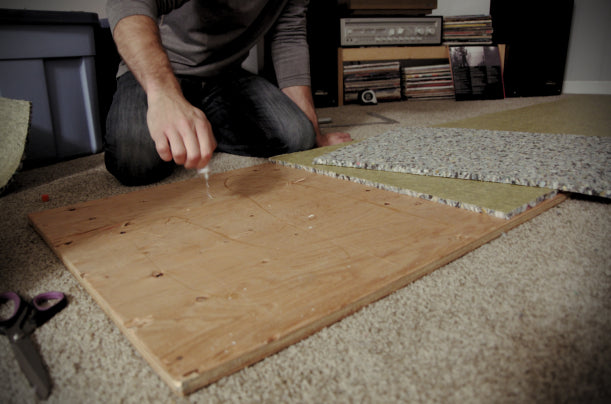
[314, 128, 611, 198]
[28, 163, 566, 395]
[272, 145, 555, 219]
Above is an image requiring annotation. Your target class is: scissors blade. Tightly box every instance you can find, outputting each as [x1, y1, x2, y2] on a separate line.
[10, 336, 51, 399]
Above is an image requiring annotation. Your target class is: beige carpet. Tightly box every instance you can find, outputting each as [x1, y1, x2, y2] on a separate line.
[1, 95, 610, 403]
[434, 94, 611, 137]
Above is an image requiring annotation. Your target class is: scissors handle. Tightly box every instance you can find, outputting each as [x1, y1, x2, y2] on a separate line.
[0, 291, 66, 399]
[31, 292, 67, 328]
[0, 291, 67, 334]
[0, 291, 24, 330]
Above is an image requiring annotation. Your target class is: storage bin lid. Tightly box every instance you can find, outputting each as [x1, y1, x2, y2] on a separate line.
[0, 9, 99, 59]
[0, 8, 99, 25]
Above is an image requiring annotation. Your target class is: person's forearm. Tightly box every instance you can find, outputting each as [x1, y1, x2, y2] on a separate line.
[111, 14, 216, 169]
[282, 85, 353, 147]
[113, 14, 180, 96]
[282, 85, 322, 137]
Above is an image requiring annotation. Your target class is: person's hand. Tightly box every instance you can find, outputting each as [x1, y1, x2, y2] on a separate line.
[280, 86, 353, 148]
[146, 90, 217, 169]
[112, 14, 215, 170]
[316, 132, 353, 147]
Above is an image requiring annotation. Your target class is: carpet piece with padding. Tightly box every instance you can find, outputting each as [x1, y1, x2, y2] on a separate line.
[272, 144, 556, 220]
[313, 127, 611, 198]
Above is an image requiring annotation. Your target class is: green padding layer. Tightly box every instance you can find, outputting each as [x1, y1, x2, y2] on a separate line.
[271, 145, 554, 220]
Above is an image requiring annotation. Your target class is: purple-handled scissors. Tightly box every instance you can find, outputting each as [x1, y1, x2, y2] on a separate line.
[0, 291, 67, 399]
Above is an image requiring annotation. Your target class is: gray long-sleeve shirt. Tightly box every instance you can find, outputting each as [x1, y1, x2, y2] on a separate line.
[106, 0, 311, 89]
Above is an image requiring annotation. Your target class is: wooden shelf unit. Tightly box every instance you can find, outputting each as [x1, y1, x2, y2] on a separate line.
[337, 45, 506, 105]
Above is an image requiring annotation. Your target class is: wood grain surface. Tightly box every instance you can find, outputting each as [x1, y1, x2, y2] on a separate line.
[28, 163, 566, 395]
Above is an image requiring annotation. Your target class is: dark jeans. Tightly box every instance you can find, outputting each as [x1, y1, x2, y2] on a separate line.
[104, 69, 316, 185]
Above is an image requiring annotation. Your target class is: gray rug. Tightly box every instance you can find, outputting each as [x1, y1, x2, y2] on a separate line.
[314, 127, 611, 198]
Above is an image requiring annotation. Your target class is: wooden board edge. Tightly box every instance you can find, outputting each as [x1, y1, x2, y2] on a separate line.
[27, 213, 181, 393]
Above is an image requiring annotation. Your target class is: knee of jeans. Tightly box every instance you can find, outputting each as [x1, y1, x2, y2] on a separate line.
[280, 115, 316, 153]
[104, 140, 173, 186]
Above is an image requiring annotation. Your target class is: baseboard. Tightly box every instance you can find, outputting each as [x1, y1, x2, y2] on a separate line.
[563, 81, 611, 95]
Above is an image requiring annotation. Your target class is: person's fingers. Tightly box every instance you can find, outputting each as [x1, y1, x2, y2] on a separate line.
[194, 118, 216, 169]
[318, 132, 353, 146]
[165, 128, 188, 166]
[146, 95, 217, 168]
[152, 132, 173, 162]
[179, 123, 202, 169]
[337, 132, 353, 141]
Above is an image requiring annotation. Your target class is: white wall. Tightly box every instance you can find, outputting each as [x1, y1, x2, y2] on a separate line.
[1, 0, 609, 94]
[563, 0, 611, 94]
[433, 0, 490, 16]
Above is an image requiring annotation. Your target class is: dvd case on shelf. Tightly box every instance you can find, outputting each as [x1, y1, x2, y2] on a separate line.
[449, 45, 504, 101]
[443, 15, 493, 45]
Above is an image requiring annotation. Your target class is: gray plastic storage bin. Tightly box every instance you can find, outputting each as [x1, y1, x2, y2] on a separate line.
[0, 9, 102, 162]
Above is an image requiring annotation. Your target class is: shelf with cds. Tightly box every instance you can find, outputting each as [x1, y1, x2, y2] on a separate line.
[337, 45, 506, 105]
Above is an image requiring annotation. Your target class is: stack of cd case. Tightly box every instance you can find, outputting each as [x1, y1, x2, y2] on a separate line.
[402, 64, 455, 100]
[343, 61, 402, 104]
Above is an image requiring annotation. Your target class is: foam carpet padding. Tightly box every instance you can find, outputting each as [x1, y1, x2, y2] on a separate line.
[313, 127, 611, 198]
[272, 145, 555, 220]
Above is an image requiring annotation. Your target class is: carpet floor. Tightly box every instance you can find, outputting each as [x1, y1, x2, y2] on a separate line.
[1, 94, 609, 403]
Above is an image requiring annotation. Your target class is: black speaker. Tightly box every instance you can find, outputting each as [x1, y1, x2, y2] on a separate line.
[490, 0, 574, 97]
[307, 0, 341, 107]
